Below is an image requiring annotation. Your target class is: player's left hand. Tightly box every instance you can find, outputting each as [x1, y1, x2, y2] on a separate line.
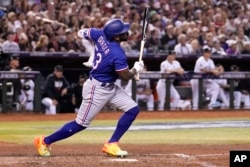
[133, 61, 144, 73]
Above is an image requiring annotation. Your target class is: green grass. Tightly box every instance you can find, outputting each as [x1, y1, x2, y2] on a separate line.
[0, 119, 250, 145]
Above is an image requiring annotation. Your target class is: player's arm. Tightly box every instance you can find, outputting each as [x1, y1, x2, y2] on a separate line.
[77, 28, 91, 40]
[117, 68, 137, 81]
[117, 61, 144, 81]
[165, 67, 184, 75]
[200, 68, 221, 75]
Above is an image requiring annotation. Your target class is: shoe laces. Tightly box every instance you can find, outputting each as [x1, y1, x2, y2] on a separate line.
[108, 142, 121, 152]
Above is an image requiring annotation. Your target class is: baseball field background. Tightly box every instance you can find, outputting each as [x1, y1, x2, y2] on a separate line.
[1, 110, 250, 167]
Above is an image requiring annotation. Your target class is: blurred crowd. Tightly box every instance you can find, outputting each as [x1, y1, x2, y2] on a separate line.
[1, 0, 250, 56]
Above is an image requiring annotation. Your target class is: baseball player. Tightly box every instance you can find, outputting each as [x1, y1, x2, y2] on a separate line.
[231, 65, 250, 109]
[190, 46, 222, 110]
[209, 64, 229, 108]
[18, 66, 35, 111]
[135, 78, 154, 111]
[156, 51, 190, 110]
[34, 19, 144, 157]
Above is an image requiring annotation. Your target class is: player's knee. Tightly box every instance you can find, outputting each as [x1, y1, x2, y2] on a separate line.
[127, 106, 140, 118]
[214, 83, 220, 90]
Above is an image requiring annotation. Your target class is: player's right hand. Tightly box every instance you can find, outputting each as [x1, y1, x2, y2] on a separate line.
[77, 29, 85, 38]
[133, 61, 144, 73]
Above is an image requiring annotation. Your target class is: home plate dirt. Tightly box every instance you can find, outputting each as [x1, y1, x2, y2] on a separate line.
[0, 111, 250, 167]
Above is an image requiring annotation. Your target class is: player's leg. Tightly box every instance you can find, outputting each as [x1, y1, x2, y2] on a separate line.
[218, 88, 229, 108]
[25, 101, 33, 111]
[18, 91, 27, 109]
[170, 84, 181, 110]
[35, 79, 114, 156]
[41, 97, 56, 114]
[46, 80, 114, 143]
[233, 91, 242, 109]
[242, 94, 250, 109]
[156, 80, 166, 110]
[206, 81, 220, 108]
[108, 86, 138, 142]
[146, 94, 154, 111]
[103, 85, 139, 156]
[190, 79, 199, 110]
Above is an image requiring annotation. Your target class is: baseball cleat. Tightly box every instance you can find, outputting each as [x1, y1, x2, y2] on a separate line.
[102, 142, 128, 157]
[34, 136, 51, 157]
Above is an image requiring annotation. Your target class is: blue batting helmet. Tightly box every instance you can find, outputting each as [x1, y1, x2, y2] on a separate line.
[103, 19, 130, 41]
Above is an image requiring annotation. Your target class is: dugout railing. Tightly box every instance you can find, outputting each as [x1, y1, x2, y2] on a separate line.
[131, 71, 250, 110]
[1, 71, 250, 112]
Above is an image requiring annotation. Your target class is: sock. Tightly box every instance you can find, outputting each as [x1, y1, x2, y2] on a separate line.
[108, 106, 139, 143]
[44, 120, 86, 145]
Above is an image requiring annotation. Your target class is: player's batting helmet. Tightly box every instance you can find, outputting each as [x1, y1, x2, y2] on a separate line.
[103, 19, 130, 41]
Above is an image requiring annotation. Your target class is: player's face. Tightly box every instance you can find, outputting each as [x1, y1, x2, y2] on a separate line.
[203, 51, 211, 58]
[118, 32, 129, 41]
[54, 71, 63, 78]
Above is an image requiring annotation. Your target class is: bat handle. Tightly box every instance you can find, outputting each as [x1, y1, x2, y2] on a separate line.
[135, 41, 145, 81]
[135, 73, 140, 81]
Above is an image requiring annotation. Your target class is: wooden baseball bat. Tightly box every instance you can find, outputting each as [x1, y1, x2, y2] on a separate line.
[135, 6, 150, 81]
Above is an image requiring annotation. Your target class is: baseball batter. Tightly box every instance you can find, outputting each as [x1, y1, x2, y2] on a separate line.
[190, 46, 222, 110]
[34, 19, 144, 157]
[156, 51, 189, 110]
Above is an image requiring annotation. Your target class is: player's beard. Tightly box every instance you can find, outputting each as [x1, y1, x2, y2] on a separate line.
[119, 32, 129, 41]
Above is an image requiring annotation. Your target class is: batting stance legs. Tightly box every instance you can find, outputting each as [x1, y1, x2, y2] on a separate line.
[34, 79, 139, 157]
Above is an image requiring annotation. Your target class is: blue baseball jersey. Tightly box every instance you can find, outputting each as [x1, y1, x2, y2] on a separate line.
[81, 28, 129, 83]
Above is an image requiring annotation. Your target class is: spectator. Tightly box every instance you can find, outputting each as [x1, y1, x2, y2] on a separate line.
[7, 11, 17, 32]
[68, 14, 80, 31]
[236, 27, 250, 52]
[203, 32, 215, 49]
[225, 39, 240, 56]
[34, 34, 49, 52]
[41, 1, 56, 20]
[174, 34, 193, 56]
[26, 26, 38, 50]
[14, 12, 27, 31]
[146, 28, 162, 53]
[212, 39, 227, 56]
[241, 41, 250, 54]
[47, 33, 60, 52]
[41, 65, 70, 115]
[190, 39, 202, 56]
[218, 33, 229, 51]
[224, 15, 237, 34]
[156, 51, 190, 110]
[161, 24, 177, 51]
[2, 31, 20, 53]
[190, 46, 222, 110]
[18, 66, 35, 111]
[60, 29, 82, 52]
[1, 0, 250, 58]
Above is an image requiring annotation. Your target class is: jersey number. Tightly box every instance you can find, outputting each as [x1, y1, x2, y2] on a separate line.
[93, 53, 102, 69]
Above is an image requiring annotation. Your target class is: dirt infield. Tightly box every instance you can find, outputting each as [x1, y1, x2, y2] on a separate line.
[1, 110, 250, 167]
